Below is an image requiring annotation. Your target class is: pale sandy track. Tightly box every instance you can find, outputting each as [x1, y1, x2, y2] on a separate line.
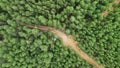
[18, 22, 105, 68]
[102, 0, 120, 16]
[17, 0, 120, 68]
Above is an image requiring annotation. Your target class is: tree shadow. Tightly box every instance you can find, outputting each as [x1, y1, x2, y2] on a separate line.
[0, 34, 3, 41]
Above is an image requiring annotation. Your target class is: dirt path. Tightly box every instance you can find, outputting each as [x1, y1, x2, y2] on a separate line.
[18, 22, 105, 68]
[17, 0, 120, 68]
[102, 0, 120, 16]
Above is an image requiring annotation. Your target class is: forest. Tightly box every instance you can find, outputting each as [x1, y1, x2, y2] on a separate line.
[0, 0, 120, 68]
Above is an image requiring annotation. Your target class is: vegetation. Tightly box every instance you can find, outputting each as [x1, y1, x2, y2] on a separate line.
[0, 0, 120, 68]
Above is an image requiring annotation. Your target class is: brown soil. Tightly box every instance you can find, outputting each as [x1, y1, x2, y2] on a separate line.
[18, 22, 105, 68]
[17, 0, 120, 68]
[102, 0, 120, 16]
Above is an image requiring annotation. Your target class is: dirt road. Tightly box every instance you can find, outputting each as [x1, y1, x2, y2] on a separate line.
[17, 0, 120, 68]
[18, 22, 105, 68]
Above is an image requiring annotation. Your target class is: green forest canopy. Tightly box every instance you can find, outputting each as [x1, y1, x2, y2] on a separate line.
[0, 0, 120, 68]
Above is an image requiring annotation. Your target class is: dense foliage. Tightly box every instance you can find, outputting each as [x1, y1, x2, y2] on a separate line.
[0, 0, 120, 68]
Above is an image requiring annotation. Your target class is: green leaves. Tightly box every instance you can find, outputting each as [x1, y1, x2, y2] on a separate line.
[12, 6, 18, 10]
[0, 13, 7, 21]
[40, 45, 48, 52]
[66, 29, 71, 34]
[31, 28, 39, 35]
[0, 0, 120, 68]
[70, 16, 76, 22]
[18, 32, 27, 37]
[38, 16, 47, 25]
[7, 20, 16, 27]
[2, 63, 11, 67]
